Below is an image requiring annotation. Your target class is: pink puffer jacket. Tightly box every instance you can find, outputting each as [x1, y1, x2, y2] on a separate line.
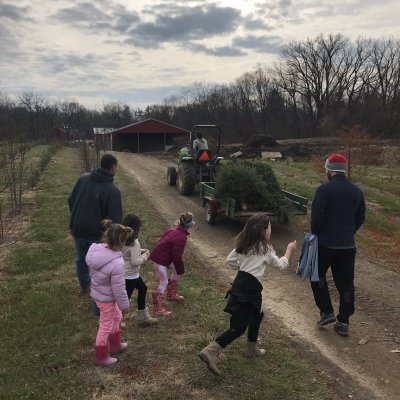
[86, 243, 129, 311]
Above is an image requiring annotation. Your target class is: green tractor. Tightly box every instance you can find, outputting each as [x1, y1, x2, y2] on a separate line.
[167, 125, 222, 195]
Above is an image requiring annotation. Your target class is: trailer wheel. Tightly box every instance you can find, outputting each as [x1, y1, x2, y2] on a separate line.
[177, 163, 196, 195]
[205, 202, 216, 225]
[167, 166, 177, 185]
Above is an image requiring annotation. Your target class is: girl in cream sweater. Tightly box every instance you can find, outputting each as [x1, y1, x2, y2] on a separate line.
[122, 214, 157, 326]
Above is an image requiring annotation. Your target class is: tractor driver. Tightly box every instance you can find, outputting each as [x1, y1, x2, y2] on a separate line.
[193, 131, 208, 156]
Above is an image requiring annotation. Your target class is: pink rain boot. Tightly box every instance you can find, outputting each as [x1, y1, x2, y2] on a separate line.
[95, 345, 118, 366]
[109, 331, 128, 353]
[166, 280, 184, 302]
[152, 290, 172, 316]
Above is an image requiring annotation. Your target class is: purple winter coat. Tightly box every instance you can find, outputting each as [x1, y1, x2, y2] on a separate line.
[150, 225, 189, 275]
[86, 243, 129, 311]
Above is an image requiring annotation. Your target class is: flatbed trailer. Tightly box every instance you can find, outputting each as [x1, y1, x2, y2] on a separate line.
[199, 181, 308, 225]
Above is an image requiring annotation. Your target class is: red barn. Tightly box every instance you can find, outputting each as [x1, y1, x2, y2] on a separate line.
[107, 119, 189, 153]
[45, 127, 67, 142]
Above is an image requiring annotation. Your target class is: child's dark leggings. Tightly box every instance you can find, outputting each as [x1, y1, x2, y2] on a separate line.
[215, 305, 264, 348]
[125, 277, 147, 310]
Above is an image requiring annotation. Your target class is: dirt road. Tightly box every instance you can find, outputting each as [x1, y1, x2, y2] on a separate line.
[118, 152, 400, 400]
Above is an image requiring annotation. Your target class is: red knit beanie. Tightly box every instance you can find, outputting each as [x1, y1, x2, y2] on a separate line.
[325, 153, 347, 172]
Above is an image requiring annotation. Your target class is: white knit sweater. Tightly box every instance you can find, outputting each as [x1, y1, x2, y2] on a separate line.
[226, 245, 288, 282]
[122, 239, 149, 279]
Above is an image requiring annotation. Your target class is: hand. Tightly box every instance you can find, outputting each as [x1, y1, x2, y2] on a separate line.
[122, 308, 129, 315]
[141, 248, 149, 254]
[144, 250, 150, 257]
[287, 240, 297, 252]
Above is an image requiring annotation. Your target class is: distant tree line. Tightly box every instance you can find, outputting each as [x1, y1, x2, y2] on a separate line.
[1, 33, 399, 143]
[0, 92, 139, 142]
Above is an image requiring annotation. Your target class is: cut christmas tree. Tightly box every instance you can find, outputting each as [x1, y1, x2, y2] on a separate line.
[214, 161, 291, 223]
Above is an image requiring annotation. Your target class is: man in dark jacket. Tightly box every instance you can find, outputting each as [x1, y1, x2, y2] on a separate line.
[68, 153, 123, 295]
[310, 153, 365, 336]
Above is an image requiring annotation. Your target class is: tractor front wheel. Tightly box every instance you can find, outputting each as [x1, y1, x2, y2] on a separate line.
[177, 163, 196, 195]
[167, 166, 177, 185]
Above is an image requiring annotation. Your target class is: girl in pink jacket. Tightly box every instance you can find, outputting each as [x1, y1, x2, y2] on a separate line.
[86, 220, 132, 366]
[150, 211, 194, 316]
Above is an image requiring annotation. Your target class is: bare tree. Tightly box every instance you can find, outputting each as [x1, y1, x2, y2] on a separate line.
[281, 34, 350, 135]
[18, 90, 47, 138]
[232, 72, 258, 137]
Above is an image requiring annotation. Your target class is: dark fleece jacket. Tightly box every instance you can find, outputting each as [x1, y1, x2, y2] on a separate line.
[311, 173, 365, 247]
[68, 168, 122, 241]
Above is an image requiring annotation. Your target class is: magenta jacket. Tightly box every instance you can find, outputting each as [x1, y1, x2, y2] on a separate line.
[86, 243, 129, 311]
[150, 225, 189, 275]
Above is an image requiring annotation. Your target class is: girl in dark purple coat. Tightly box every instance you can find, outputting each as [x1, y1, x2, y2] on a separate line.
[150, 212, 194, 316]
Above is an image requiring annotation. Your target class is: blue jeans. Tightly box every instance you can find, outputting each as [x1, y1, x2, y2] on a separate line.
[74, 237, 100, 316]
[74, 238, 94, 291]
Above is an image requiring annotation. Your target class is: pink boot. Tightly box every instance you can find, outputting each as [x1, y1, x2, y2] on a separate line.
[95, 345, 118, 366]
[109, 331, 128, 353]
[166, 280, 184, 302]
[152, 290, 172, 316]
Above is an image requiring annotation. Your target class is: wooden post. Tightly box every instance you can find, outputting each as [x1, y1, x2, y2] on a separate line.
[164, 132, 166, 150]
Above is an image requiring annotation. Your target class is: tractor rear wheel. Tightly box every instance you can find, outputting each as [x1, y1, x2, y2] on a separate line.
[177, 163, 196, 195]
[167, 166, 177, 185]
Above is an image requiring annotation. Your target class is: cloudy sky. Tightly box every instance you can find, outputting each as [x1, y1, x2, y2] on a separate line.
[1, 0, 399, 110]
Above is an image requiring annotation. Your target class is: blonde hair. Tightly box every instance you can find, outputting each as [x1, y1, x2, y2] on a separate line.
[177, 211, 194, 228]
[101, 219, 133, 251]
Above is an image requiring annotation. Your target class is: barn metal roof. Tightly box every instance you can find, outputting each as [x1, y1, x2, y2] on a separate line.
[111, 118, 189, 136]
[93, 127, 116, 135]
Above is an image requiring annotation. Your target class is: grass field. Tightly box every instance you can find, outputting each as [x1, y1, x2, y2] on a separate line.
[0, 147, 335, 400]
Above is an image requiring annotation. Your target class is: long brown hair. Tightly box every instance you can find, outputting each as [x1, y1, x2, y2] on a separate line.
[101, 219, 133, 251]
[122, 213, 142, 246]
[235, 213, 271, 255]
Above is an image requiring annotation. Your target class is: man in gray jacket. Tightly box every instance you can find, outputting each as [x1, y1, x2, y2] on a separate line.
[68, 154, 123, 300]
[310, 153, 365, 336]
[192, 131, 208, 156]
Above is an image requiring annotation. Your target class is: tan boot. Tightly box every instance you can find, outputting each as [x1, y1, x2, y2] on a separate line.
[137, 307, 158, 326]
[245, 341, 266, 358]
[197, 341, 223, 375]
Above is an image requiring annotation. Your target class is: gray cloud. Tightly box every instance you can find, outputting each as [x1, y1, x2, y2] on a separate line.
[128, 4, 242, 48]
[185, 42, 245, 57]
[0, 3, 31, 21]
[51, 2, 245, 51]
[0, 24, 25, 63]
[243, 16, 272, 31]
[39, 52, 104, 74]
[233, 34, 283, 54]
[52, 1, 140, 33]
[255, 0, 397, 21]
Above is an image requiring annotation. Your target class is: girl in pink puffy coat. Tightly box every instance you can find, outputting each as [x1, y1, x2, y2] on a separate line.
[86, 220, 133, 366]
